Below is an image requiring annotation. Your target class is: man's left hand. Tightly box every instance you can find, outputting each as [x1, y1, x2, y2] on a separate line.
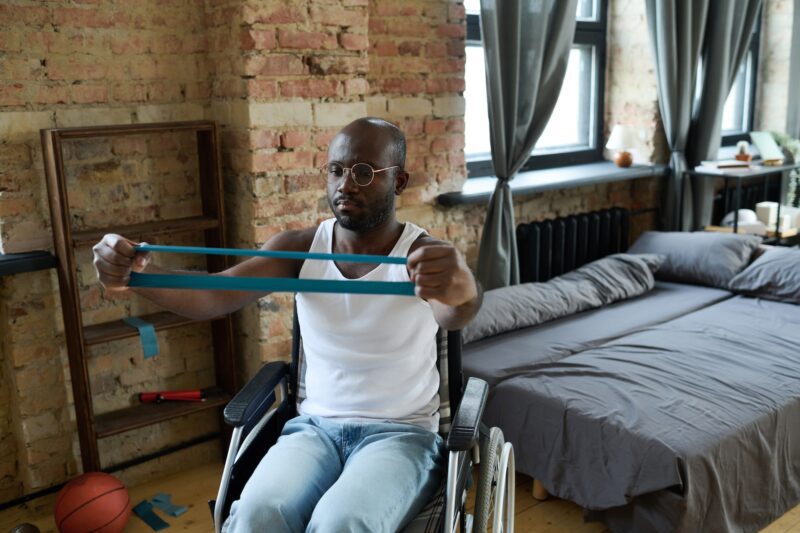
[407, 244, 478, 307]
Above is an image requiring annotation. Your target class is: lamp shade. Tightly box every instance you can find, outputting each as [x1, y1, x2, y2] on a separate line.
[606, 124, 635, 150]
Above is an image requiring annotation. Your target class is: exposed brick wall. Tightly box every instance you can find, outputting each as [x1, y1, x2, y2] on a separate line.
[0, 270, 72, 498]
[605, 0, 666, 165]
[0, 0, 211, 254]
[756, 0, 794, 132]
[0, 0, 215, 498]
[365, 0, 473, 257]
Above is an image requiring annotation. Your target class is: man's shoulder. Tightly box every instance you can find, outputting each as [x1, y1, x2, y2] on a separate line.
[261, 226, 318, 252]
[408, 232, 449, 254]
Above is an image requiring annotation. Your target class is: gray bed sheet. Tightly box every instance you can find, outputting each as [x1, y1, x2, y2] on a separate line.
[463, 281, 732, 386]
[484, 296, 800, 532]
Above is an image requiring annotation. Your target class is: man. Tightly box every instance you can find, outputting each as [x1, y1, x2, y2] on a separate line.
[92, 117, 481, 532]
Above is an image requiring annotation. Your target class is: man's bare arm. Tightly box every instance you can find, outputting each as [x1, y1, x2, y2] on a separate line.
[407, 236, 482, 330]
[92, 229, 316, 320]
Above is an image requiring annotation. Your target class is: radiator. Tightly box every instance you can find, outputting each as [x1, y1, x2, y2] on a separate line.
[516, 208, 630, 283]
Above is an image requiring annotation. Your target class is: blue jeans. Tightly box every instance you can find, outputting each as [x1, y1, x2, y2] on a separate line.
[222, 415, 444, 532]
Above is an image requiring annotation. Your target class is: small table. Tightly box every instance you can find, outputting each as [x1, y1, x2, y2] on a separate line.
[684, 162, 800, 237]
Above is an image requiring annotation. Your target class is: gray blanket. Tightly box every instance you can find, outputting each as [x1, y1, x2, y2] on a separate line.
[479, 296, 800, 532]
[464, 281, 731, 386]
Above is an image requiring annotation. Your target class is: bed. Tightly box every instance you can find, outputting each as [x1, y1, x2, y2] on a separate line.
[462, 209, 800, 532]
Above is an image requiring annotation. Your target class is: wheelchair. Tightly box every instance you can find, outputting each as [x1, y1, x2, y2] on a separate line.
[210, 310, 515, 532]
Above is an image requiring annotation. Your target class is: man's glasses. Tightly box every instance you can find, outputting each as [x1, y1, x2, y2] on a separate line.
[322, 162, 400, 187]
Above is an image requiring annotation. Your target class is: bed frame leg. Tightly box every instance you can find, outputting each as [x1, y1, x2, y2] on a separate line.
[533, 479, 549, 501]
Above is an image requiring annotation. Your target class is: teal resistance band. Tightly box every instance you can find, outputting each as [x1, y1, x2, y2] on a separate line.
[122, 316, 160, 358]
[129, 244, 415, 296]
[135, 244, 408, 265]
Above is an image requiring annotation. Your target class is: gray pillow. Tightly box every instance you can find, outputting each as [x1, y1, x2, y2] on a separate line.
[463, 253, 664, 344]
[728, 247, 800, 303]
[628, 231, 760, 288]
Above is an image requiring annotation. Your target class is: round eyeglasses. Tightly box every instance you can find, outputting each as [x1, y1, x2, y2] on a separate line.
[322, 162, 400, 187]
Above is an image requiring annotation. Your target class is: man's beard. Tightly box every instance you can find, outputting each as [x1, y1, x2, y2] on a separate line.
[328, 189, 394, 233]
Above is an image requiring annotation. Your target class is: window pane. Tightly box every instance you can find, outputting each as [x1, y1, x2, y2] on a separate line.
[464, 44, 596, 160]
[464, 0, 480, 15]
[721, 53, 752, 133]
[576, 0, 597, 21]
[464, 45, 491, 160]
[465, 0, 597, 20]
[535, 46, 594, 152]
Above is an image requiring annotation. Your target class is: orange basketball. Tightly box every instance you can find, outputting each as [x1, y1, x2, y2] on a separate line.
[54, 472, 131, 533]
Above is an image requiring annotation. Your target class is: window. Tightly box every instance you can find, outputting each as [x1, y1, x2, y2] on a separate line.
[463, 0, 607, 177]
[721, 13, 761, 145]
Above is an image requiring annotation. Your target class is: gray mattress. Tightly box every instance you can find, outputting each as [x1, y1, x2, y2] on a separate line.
[477, 294, 800, 532]
[463, 281, 732, 386]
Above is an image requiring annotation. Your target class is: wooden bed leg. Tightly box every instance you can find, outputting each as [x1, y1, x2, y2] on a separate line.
[533, 479, 550, 501]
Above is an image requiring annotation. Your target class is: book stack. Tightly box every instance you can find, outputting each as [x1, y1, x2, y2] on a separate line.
[696, 159, 751, 171]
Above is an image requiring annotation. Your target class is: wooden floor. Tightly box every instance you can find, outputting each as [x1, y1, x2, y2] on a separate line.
[2, 461, 800, 532]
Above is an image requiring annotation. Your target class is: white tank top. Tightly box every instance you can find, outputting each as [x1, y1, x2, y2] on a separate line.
[295, 219, 440, 432]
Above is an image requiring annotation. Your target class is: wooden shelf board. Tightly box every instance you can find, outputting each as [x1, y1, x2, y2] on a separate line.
[0, 251, 57, 277]
[46, 120, 214, 140]
[71, 216, 219, 246]
[83, 311, 201, 345]
[94, 388, 230, 438]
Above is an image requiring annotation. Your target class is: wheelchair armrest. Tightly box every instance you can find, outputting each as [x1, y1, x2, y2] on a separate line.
[223, 361, 289, 427]
[446, 377, 488, 451]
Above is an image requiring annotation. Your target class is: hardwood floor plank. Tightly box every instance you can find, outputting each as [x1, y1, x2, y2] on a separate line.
[2, 463, 799, 532]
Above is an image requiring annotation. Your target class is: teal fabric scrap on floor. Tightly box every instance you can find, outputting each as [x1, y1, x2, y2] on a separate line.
[122, 316, 159, 359]
[151, 492, 188, 517]
[132, 500, 170, 531]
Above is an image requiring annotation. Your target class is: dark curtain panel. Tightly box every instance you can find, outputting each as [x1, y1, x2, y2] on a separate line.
[788, 0, 800, 138]
[687, 0, 761, 228]
[646, 0, 761, 230]
[477, 0, 578, 290]
[645, 0, 709, 231]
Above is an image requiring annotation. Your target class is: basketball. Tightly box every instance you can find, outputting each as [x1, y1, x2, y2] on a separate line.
[53, 472, 131, 533]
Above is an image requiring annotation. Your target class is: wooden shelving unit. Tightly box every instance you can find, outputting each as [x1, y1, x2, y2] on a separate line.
[41, 121, 237, 472]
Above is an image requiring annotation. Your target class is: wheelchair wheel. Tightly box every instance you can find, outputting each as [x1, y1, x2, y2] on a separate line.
[474, 427, 504, 532]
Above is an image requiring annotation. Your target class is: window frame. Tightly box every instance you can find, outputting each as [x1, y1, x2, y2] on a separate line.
[465, 0, 608, 178]
[720, 11, 762, 146]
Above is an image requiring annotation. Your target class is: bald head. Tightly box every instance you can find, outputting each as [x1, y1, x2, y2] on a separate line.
[325, 117, 410, 233]
[333, 117, 407, 170]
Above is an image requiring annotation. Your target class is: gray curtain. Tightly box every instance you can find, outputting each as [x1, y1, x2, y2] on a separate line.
[687, 0, 761, 228]
[646, 0, 761, 231]
[788, 0, 800, 138]
[477, 0, 578, 290]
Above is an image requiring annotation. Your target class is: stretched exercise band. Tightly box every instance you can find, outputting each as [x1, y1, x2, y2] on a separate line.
[128, 244, 415, 296]
[135, 244, 408, 265]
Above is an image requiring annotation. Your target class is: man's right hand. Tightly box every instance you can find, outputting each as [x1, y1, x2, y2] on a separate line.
[92, 234, 152, 291]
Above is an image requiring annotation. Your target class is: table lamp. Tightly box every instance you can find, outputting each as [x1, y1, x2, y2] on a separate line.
[606, 124, 635, 167]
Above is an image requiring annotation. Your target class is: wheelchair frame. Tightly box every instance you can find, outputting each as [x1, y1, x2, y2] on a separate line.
[210, 311, 514, 532]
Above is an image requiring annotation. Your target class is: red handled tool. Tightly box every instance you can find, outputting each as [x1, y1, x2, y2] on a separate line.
[139, 389, 205, 403]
